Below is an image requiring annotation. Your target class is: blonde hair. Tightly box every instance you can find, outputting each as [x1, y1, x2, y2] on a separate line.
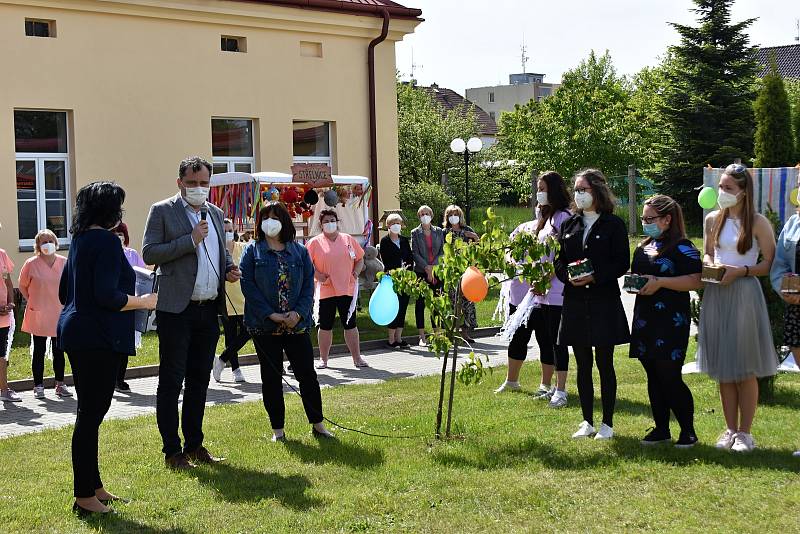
[443, 205, 465, 228]
[386, 213, 403, 226]
[417, 205, 433, 217]
[34, 229, 59, 255]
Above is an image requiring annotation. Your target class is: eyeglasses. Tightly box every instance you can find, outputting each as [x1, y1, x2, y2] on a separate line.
[575, 187, 591, 194]
[641, 215, 664, 224]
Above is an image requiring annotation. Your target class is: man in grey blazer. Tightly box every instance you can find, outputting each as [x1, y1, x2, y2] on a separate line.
[143, 156, 239, 470]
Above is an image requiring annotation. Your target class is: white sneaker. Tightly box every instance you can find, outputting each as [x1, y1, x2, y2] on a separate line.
[494, 381, 521, 393]
[572, 421, 596, 439]
[793, 450, 800, 457]
[594, 423, 614, 440]
[212, 356, 225, 382]
[548, 390, 568, 408]
[55, 383, 73, 398]
[0, 389, 22, 402]
[533, 384, 554, 400]
[715, 428, 737, 450]
[731, 432, 756, 453]
[33, 385, 45, 399]
[232, 368, 246, 383]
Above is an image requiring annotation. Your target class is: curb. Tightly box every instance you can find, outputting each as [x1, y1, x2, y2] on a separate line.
[8, 327, 502, 392]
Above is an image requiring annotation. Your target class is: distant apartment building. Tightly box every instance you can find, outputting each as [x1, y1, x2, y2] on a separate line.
[466, 73, 560, 125]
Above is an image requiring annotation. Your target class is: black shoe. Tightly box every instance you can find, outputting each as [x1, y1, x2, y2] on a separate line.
[640, 427, 672, 446]
[675, 432, 699, 449]
[115, 381, 130, 392]
[72, 502, 114, 517]
[386, 341, 398, 348]
[312, 427, 335, 439]
[271, 434, 286, 443]
[396, 340, 410, 348]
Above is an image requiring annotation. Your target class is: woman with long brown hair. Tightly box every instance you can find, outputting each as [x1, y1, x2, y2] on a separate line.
[629, 195, 702, 447]
[697, 163, 777, 453]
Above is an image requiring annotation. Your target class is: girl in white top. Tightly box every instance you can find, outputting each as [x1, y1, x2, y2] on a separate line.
[697, 163, 777, 453]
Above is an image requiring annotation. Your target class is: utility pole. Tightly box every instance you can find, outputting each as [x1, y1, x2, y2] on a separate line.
[628, 165, 637, 235]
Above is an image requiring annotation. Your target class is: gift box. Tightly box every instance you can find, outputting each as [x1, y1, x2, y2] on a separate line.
[567, 259, 594, 281]
[701, 264, 726, 284]
[781, 273, 800, 294]
[623, 273, 648, 293]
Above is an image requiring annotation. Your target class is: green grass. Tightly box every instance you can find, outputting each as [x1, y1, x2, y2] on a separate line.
[0, 345, 798, 532]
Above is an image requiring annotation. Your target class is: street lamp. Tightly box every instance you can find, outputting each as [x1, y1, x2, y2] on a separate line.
[450, 136, 483, 226]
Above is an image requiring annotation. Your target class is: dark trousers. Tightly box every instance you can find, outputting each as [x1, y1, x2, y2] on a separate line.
[388, 294, 410, 329]
[252, 332, 323, 429]
[117, 355, 128, 384]
[220, 315, 249, 370]
[641, 359, 695, 435]
[414, 271, 442, 329]
[155, 304, 220, 458]
[573, 346, 617, 428]
[32, 335, 65, 385]
[67, 350, 122, 498]
[531, 305, 569, 371]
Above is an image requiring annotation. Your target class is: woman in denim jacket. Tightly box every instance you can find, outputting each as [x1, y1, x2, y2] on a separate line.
[769, 209, 800, 457]
[240, 201, 333, 442]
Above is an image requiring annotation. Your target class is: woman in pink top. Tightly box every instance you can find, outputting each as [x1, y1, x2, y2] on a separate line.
[306, 209, 367, 369]
[19, 229, 72, 399]
[0, 244, 20, 403]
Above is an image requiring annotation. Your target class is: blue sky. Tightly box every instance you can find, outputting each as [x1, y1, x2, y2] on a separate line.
[395, 0, 799, 94]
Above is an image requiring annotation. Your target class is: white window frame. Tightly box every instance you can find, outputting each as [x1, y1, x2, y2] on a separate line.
[211, 118, 255, 173]
[488, 91, 495, 103]
[292, 121, 332, 167]
[14, 154, 71, 249]
[212, 158, 255, 174]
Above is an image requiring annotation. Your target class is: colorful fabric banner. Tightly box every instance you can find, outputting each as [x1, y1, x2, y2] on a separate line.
[703, 167, 800, 225]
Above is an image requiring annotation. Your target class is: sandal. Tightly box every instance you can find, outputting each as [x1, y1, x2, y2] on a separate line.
[315, 361, 328, 369]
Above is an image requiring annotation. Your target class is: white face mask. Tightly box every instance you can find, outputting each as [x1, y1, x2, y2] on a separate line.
[448, 215, 460, 225]
[419, 215, 432, 225]
[389, 224, 402, 235]
[717, 189, 741, 210]
[574, 191, 594, 210]
[262, 218, 282, 238]
[183, 186, 209, 207]
[40, 242, 56, 256]
[225, 231, 235, 242]
[536, 191, 549, 206]
[322, 221, 338, 234]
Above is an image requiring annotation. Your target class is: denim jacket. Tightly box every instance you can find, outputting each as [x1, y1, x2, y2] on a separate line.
[240, 240, 315, 333]
[770, 213, 800, 294]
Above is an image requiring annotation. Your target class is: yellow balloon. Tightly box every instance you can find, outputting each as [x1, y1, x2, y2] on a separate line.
[791, 188, 799, 206]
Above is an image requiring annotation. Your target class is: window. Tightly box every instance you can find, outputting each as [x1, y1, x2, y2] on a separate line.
[488, 92, 495, 103]
[293, 121, 332, 165]
[221, 36, 246, 53]
[25, 19, 55, 38]
[539, 86, 552, 98]
[300, 41, 323, 58]
[211, 118, 255, 173]
[14, 110, 70, 246]
[489, 111, 496, 120]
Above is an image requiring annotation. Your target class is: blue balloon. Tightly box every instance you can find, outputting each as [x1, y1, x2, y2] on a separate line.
[369, 275, 400, 326]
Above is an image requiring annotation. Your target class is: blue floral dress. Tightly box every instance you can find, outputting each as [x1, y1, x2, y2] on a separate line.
[629, 238, 702, 362]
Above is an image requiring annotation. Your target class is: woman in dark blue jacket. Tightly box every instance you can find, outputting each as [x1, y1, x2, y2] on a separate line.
[58, 182, 157, 516]
[240, 201, 332, 442]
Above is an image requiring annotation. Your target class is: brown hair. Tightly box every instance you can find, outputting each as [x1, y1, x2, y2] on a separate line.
[573, 168, 616, 215]
[319, 209, 338, 224]
[641, 195, 687, 256]
[711, 164, 755, 255]
[536, 171, 571, 234]
[255, 201, 296, 243]
[443, 204, 465, 228]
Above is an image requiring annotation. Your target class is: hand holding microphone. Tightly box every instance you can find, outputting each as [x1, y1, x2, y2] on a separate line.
[192, 207, 209, 245]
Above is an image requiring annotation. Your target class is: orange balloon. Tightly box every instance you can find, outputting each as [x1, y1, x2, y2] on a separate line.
[461, 266, 489, 303]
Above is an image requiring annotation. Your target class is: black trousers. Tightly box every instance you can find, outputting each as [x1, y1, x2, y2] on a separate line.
[573, 346, 617, 428]
[156, 303, 219, 458]
[507, 304, 569, 371]
[414, 271, 442, 329]
[32, 335, 65, 385]
[117, 355, 128, 384]
[641, 359, 695, 434]
[252, 332, 323, 429]
[220, 315, 249, 370]
[388, 294, 410, 329]
[67, 350, 122, 498]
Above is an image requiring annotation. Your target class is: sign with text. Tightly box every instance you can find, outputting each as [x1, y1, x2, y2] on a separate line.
[291, 163, 334, 187]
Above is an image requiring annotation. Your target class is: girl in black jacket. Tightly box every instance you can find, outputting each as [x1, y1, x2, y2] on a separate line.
[555, 169, 630, 441]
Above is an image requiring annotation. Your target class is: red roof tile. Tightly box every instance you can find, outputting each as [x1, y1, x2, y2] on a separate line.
[415, 84, 498, 136]
[236, 0, 423, 19]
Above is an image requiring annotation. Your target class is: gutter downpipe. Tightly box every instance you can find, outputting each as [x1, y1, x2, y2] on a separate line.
[367, 8, 390, 245]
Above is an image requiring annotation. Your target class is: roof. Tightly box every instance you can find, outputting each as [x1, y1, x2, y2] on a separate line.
[755, 44, 800, 79]
[416, 84, 498, 136]
[238, 0, 423, 19]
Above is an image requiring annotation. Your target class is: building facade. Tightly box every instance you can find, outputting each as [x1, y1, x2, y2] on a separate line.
[465, 73, 560, 126]
[416, 83, 498, 147]
[0, 0, 420, 266]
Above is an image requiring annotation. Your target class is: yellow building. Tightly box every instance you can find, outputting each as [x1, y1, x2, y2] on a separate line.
[0, 0, 421, 267]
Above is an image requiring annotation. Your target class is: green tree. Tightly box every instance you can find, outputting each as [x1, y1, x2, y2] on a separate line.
[659, 0, 758, 218]
[753, 59, 794, 167]
[788, 79, 800, 161]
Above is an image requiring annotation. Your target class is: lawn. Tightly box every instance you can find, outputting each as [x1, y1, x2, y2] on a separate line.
[0, 345, 798, 532]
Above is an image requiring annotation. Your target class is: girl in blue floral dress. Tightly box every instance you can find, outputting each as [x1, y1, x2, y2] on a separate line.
[629, 195, 702, 448]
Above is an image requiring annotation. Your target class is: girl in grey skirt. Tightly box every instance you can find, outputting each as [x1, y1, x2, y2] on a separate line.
[697, 163, 777, 453]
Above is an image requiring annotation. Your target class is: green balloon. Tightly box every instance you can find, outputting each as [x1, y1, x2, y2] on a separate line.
[698, 187, 718, 209]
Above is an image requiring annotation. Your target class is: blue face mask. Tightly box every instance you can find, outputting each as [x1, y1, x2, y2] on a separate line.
[642, 222, 663, 239]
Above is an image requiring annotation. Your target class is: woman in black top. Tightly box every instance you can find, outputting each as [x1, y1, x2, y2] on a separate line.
[555, 169, 630, 441]
[379, 213, 414, 348]
[629, 195, 702, 447]
[58, 182, 157, 516]
[443, 204, 480, 342]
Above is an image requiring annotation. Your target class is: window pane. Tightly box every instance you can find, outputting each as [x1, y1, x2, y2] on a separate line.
[46, 200, 68, 238]
[293, 121, 330, 157]
[211, 119, 253, 157]
[234, 162, 252, 173]
[17, 201, 38, 240]
[212, 163, 229, 175]
[16, 160, 36, 198]
[44, 161, 66, 199]
[15, 111, 68, 153]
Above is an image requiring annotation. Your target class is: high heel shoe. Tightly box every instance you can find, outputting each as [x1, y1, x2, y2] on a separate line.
[72, 502, 114, 517]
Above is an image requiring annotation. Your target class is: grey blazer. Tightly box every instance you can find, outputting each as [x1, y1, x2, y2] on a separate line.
[410, 225, 445, 274]
[142, 193, 233, 314]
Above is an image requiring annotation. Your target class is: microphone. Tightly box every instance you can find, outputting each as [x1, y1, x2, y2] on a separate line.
[200, 206, 208, 221]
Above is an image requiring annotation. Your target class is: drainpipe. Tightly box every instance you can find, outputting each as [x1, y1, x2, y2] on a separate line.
[367, 8, 390, 245]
